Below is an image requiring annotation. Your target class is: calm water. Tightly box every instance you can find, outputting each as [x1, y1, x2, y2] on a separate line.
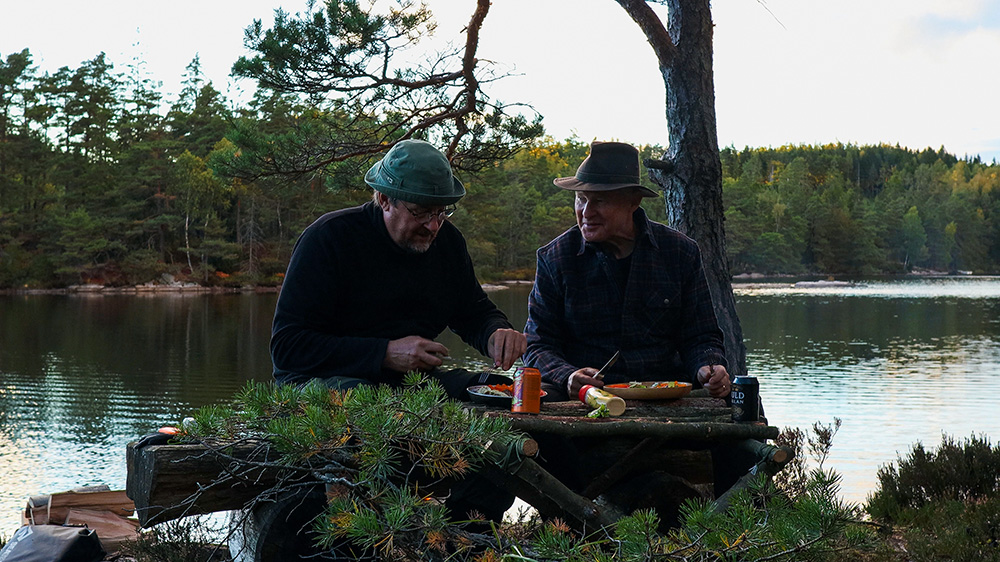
[1, 277, 999, 533]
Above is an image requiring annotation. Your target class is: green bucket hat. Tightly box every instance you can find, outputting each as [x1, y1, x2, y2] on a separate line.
[364, 140, 466, 206]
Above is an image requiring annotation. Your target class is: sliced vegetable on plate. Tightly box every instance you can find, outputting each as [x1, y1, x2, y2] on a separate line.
[603, 380, 692, 400]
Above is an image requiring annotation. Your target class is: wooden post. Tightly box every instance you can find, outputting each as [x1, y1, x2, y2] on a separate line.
[711, 443, 795, 512]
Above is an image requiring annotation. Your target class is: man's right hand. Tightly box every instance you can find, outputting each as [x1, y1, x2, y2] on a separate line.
[566, 367, 604, 399]
[383, 336, 450, 373]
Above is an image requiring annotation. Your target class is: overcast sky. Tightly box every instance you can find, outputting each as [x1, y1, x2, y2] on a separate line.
[3, 0, 999, 162]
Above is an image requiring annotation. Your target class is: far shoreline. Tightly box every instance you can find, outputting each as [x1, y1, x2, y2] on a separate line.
[1, 271, 991, 297]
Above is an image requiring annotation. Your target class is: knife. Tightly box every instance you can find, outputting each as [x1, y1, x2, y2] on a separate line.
[594, 350, 621, 381]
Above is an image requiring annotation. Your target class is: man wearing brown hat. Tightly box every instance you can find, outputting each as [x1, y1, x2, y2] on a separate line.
[271, 139, 526, 396]
[524, 141, 731, 401]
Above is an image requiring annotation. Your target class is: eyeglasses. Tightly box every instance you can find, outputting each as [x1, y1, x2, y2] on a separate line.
[400, 203, 457, 224]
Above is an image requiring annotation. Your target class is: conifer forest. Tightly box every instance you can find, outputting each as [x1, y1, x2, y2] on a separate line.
[1, 46, 998, 290]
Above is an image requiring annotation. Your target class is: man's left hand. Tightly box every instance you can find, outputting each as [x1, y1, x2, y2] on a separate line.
[697, 364, 731, 398]
[487, 329, 527, 371]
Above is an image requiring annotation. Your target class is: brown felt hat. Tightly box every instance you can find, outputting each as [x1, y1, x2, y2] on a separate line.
[554, 141, 658, 197]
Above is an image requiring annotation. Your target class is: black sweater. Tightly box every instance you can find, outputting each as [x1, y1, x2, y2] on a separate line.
[271, 202, 512, 384]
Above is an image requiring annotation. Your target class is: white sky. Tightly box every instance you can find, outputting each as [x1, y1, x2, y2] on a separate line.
[3, 0, 999, 162]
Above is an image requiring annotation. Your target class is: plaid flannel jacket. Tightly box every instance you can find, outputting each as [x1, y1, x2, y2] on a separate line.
[524, 208, 727, 389]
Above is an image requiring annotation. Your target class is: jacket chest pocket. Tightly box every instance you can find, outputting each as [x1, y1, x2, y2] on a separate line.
[634, 286, 683, 340]
[565, 287, 619, 339]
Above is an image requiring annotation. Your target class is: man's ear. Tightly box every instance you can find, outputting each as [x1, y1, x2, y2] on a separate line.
[374, 191, 390, 211]
[630, 189, 645, 211]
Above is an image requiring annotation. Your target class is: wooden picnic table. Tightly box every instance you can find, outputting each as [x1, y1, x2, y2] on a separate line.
[126, 389, 786, 534]
[466, 389, 784, 530]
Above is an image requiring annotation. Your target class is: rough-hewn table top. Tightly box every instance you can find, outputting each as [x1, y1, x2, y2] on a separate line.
[470, 390, 778, 442]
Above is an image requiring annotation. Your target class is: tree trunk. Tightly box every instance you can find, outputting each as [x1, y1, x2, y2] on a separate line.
[184, 213, 194, 272]
[616, 0, 747, 376]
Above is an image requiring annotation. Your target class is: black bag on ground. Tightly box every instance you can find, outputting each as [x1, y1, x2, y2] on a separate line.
[0, 525, 106, 562]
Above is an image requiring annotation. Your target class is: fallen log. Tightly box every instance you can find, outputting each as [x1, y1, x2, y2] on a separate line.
[126, 437, 539, 527]
[126, 440, 315, 526]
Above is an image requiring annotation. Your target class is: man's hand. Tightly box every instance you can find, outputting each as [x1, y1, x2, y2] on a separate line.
[697, 363, 731, 398]
[566, 368, 604, 399]
[487, 328, 527, 370]
[383, 336, 449, 373]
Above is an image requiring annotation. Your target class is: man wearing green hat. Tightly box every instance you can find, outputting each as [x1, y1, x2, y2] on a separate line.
[271, 139, 526, 397]
[270, 139, 523, 525]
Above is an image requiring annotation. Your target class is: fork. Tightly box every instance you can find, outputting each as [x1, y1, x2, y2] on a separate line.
[477, 365, 500, 384]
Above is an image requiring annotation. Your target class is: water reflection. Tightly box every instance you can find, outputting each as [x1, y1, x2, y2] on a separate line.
[0, 293, 276, 531]
[736, 278, 1000, 503]
[1, 278, 998, 531]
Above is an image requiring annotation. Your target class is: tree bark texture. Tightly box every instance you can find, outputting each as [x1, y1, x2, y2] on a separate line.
[616, 0, 747, 376]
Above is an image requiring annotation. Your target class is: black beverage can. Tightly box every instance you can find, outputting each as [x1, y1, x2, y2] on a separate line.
[730, 375, 759, 422]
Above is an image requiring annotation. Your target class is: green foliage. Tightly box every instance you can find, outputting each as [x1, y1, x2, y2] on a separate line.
[120, 249, 167, 285]
[900, 206, 929, 269]
[228, 0, 542, 176]
[866, 434, 1000, 561]
[184, 378, 529, 559]
[867, 434, 1000, 520]
[4, 32, 1000, 290]
[493, 469, 877, 562]
[180, 387, 887, 560]
[722, 143, 1000, 275]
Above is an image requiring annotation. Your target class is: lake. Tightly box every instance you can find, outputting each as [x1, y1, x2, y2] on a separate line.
[2, 277, 999, 533]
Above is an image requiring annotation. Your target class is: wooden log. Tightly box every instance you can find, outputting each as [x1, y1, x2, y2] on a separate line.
[531, 396, 730, 419]
[23, 487, 135, 526]
[711, 444, 796, 513]
[495, 415, 778, 442]
[730, 438, 790, 465]
[481, 456, 624, 532]
[126, 437, 539, 527]
[126, 441, 316, 526]
[581, 437, 662, 499]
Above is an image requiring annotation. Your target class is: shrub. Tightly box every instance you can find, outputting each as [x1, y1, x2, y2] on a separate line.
[866, 434, 1000, 561]
[867, 434, 1000, 520]
[121, 249, 167, 285]
[118, 516, 230, 562]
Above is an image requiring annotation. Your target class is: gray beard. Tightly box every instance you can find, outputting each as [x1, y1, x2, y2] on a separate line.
[401, 240, 433, 254]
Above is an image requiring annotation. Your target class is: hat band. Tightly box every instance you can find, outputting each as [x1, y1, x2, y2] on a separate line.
[576, 171, 641, 184]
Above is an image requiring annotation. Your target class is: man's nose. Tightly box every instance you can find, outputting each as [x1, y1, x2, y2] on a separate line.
[424, 214, 444, 231]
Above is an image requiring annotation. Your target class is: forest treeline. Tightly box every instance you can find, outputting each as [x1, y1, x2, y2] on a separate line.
[2, 48, 998, 290]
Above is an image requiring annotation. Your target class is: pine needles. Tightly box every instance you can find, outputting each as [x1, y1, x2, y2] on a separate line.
[179, 375, 526, 559]
[173, 385, 884, 561]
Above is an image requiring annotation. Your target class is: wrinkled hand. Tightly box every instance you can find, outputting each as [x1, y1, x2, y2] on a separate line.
[383, 336, 449, 373]
[697, 363, 731, 398]
[566, 367, 604, 400]
[487, 328, 527, 370]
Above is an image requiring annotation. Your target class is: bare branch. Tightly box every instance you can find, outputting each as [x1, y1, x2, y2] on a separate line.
[222, 0, 541, 181]
[614, 0, 676, 68]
